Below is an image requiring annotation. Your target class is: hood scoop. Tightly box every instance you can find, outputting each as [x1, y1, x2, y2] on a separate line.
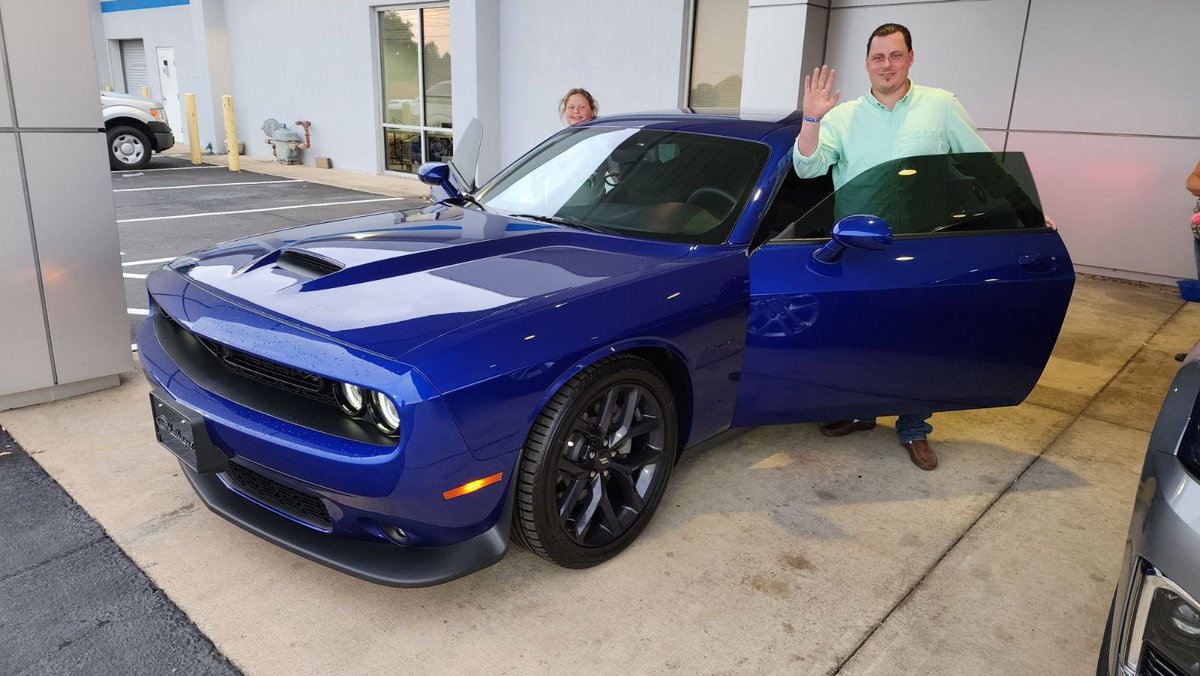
[276, 249, 344, 278]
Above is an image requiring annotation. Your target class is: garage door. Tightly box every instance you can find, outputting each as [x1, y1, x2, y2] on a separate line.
[120, 39, 147, 94]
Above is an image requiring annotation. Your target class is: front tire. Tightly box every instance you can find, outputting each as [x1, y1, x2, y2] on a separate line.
[107, 125, 152, 170]
[513, 355, 678, 568]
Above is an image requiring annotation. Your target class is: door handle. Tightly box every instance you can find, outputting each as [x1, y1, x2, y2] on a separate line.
[1018, 253, 1057, 274]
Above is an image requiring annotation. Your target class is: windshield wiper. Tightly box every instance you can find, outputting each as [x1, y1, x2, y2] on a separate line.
[510, 213, 608, 233]
[448, 193, 489, 213]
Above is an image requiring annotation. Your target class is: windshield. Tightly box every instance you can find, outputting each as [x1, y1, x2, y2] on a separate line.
[778, 151, 1045, 240]
[476, 127, 769, 244]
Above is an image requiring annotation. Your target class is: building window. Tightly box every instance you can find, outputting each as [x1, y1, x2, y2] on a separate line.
[687, 0, 748, 108]
[379, 6, 452, 174]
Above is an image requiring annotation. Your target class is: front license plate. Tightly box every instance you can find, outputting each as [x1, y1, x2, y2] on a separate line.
[149, 388, 226, 474]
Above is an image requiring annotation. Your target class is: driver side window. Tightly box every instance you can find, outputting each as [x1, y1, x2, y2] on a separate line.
[752, 166, 833, 248]
[769, 152, 1046, 243]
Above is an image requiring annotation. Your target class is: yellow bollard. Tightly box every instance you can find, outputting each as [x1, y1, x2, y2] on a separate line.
[222, 94, 240, 172]
[142, 85, 150, 99]
[184, 93, 201, 165]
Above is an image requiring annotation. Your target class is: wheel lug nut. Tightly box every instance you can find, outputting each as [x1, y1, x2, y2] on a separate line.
[588, 452, 596, 459]
[603, 470, 609, 477]
[590, 471, 597, 478]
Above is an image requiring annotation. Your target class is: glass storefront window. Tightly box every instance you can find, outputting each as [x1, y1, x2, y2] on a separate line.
[688, 0, 748, 108]
[385, 128, 422, 174]
[422, 7, 452, 130]
[378, 5, 452, 173]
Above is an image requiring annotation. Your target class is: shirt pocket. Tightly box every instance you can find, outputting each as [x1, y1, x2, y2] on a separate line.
[896, 128, 948, 156]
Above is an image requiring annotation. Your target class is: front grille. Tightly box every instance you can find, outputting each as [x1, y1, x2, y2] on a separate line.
[183, 322, 335, 405]
[278, 249, 343, 276]
[224, 461, 332, 530]
[1139, 643, 1187, 676]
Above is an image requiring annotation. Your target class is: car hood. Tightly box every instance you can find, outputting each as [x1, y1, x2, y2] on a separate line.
[171, 205, 691, 360]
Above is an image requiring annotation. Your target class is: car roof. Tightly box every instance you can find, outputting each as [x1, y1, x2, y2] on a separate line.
[580, 109, 804, 141]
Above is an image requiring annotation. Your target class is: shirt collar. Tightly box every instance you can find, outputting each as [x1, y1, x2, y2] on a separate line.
[866, 79, 915, 111]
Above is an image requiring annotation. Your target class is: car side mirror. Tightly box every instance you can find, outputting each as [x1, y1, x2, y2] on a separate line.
[417, 162, 461, 199]
[812, 214, 893, 264]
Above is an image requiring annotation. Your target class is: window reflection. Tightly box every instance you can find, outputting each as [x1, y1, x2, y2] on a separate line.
[385, 128, 421, 174]
[689, 0, 748, 107]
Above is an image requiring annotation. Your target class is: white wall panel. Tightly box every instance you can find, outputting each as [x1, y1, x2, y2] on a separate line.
[825, 0, 1026, 130]
[0, 134, 53, 396]
[0, 0, 102, 129]
[497, 0, 689, 166]
[1012, 0, 1200, 137]
[978, 129, 1005, 152]
[741, 2, 828, 111]
[0, 20, 10, 128]
[222, 0, 389, 172]
[1007, 131, 1200, 281]
[22, 132, 131, 383]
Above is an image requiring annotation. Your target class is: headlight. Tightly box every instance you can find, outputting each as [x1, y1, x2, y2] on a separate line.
[1143, 587, 1200, 675]
[372, 391, 401, 434]
[336, 382, 365, 415]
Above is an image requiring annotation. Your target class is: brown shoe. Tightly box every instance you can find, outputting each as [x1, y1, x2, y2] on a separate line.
[820, 418, 877, 437]
[902, 439, 938, 471]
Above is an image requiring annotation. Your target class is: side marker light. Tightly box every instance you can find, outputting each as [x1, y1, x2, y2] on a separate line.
[443, 472, 503, 500]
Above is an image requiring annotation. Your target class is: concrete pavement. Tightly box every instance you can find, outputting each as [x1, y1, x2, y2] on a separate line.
[1, 276, 1195, 674]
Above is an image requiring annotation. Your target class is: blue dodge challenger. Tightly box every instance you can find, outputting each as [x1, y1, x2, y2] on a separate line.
[141, 111, 1073, 586]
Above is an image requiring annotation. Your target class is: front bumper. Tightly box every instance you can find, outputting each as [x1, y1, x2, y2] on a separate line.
[149, 120, 174, 151]
[181, 459, 512, 587]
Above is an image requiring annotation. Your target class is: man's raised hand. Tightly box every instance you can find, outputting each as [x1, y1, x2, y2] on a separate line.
[803, 65, 840, 120]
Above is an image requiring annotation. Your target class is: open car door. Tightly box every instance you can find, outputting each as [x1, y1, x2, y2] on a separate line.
[732, 151, 1074, 426]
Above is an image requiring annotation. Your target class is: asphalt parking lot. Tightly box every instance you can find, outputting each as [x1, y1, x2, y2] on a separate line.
[115, 154, 427, 346]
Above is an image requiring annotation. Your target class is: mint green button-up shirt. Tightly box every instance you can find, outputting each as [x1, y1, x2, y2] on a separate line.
[792, 82, 990, 190]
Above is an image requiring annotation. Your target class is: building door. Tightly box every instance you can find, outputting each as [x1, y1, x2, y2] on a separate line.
[156, 47, 181, 130]
[119, 39, 147, 94]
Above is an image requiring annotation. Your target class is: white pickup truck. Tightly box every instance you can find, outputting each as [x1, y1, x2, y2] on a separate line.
[101, 92, 175, 170]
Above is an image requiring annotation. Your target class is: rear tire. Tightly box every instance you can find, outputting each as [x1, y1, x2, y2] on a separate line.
[512, 355, 677, 568]
[107, 125, 152, 170]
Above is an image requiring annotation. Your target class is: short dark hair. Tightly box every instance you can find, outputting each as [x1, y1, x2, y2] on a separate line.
[867, 23, 912, 56]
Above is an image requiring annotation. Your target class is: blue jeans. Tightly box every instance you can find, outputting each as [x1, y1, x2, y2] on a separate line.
[895, 413, 933, 443]
[856, 414, 933, 442]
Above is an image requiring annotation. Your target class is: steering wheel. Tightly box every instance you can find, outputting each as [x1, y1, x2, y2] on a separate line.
[686, 186, 738, 218]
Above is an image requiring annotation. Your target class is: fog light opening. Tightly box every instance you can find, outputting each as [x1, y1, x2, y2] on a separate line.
[380, 524, 409, 545]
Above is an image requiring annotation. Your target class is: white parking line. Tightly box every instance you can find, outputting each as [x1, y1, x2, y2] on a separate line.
[113, 165, 223, 174]
[122, 257, 175, 267]
[114, 179, 302, 193]
[116, 197, 406, 223]
[123, 272, 148, 279]
[128, 308, 149, 316]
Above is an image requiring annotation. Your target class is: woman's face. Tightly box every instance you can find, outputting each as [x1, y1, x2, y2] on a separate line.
[564, 93, 595, 125]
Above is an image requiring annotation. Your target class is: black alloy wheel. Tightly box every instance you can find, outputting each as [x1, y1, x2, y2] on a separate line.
[513, 355, 678, 568]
